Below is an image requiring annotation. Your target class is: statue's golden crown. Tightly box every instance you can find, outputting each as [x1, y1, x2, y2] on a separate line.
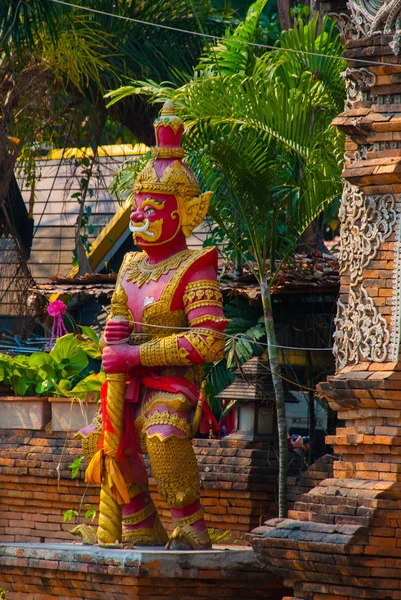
[133, 160, 200, 197]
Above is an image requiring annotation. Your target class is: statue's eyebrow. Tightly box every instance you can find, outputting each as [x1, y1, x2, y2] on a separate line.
[142, 198, 166, 209]
[145, 198, 164, 205]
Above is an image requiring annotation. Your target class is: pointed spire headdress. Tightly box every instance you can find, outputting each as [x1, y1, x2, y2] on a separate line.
[133, 101, 212, 237]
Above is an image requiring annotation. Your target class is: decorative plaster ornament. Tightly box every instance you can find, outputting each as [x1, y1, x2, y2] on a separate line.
[334, 1, 401, 52]
[338, 182, 397, 286]
[342, 68, 377, 109]
[333, 285, 391, 369]
[126, 249, 192, 288]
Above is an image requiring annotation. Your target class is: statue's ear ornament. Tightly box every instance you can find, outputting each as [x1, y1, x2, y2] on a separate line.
[181, 192, 213, 238]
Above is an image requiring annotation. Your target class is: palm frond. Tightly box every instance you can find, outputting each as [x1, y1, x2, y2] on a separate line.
[196, 0, 268, 76]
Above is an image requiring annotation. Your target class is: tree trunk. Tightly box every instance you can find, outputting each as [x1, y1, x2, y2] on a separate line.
[260, 277, 288, 518]
[309, 0, 317, 19]
[277, 0, 292, 31]
[298, 212, 329, 254]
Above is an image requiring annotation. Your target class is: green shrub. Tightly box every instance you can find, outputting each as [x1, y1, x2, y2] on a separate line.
[0, 329, 105, 400]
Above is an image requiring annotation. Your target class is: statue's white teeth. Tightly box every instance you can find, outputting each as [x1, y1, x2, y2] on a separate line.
[129, 219, 155, 236]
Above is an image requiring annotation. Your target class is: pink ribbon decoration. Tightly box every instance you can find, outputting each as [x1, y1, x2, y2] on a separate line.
[47, 300, 68, 347]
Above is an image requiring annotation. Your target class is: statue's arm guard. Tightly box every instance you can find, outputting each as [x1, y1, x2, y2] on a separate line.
[140, 279, 227, 367]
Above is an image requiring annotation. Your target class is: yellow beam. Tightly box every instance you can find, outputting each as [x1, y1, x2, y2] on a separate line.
[67, 198, 132, 279]
[46, 143, 149, 160]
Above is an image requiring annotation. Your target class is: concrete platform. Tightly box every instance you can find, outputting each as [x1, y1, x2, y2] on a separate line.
[0, 542, 289, 599]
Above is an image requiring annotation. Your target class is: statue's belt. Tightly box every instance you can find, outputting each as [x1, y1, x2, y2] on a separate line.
[124, 370, 199, 407]
[128, 332, 182, 345]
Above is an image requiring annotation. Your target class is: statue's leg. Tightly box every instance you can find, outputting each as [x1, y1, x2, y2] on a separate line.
[122, 482, 168, 547]
[143, 390, 211, 550]
[121, 400, 168, 547]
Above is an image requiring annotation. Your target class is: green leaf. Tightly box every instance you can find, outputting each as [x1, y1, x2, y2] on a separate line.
[28, 352, 54, 368]
[50, 334, 88, 376]
[79, 326, 99, 344]
[48, 379, 71, 398]
[68, 457, 84, 479]
[35, 379, 54, 396]
[80, 345, 101, 361]
[84, 507, 97, 522]
[77, 327, 101, 360]
[63, 509, 78, 522]
[67, 371, 106, 401]
[58, 379, 71, 390]
[14, 378, 31, 397]
[0, 360, 10, 383]
[36, 364, 57, 381]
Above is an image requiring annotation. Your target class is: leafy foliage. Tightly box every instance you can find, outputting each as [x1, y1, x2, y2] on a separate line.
[76, 325, 102, 360]
[68, 456, 84, 479]
[0, 328, 104, 399]
[204, 298, 264, 417]
[109, 155, 149, 206]
[84, 506, 97, 522]
[196, 0, 269, 76]
[63, 509, 79, 522]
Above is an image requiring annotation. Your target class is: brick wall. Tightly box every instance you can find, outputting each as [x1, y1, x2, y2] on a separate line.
[287, 455, 335, 511]
[0, 429, 278, 543]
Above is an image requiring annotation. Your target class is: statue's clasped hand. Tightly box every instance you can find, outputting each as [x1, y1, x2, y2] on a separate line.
[104, 319, 133, 344]
[102, 344, 141, 374]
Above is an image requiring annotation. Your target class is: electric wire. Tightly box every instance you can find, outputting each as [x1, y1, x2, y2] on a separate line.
[47, 0, 401, 71]
[103, 317, 334, 351]
[104, 320, 327, 393]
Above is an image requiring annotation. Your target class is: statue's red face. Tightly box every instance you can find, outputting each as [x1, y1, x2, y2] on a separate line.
[130, 192, 181, 247]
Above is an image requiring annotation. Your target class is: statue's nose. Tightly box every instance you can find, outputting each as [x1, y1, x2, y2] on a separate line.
[130, 208, 145, 223]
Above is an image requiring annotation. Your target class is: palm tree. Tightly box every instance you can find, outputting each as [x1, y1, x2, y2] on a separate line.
[1, 0, 235, 275]
[106, 1, 345, 516]
[1, 0, 228, 144]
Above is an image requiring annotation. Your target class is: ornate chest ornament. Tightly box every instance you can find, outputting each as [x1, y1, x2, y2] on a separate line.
[126, 249, 192, 288]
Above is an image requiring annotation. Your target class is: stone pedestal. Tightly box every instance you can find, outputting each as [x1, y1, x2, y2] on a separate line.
[0, 542, 289, 600]
[248, 10, 401, 600]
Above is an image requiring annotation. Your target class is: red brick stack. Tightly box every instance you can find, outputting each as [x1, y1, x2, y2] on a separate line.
[247, 18, 401, 600]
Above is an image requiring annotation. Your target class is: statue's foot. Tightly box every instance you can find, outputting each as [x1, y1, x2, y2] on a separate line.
[122, 515, 168, 547]
[98, 542, 125, 549]
[70, 524, 98, 545]
[165, 526, 212, 551]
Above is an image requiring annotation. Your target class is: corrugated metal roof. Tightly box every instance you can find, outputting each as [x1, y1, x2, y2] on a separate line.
[17, 146, 213, 284]
[19, 152, 132, 282]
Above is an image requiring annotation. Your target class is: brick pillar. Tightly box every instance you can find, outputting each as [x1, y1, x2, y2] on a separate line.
[248, 6, 401, 600]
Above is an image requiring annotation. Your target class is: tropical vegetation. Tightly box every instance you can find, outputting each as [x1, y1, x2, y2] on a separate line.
[0, 329, 104, 400]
